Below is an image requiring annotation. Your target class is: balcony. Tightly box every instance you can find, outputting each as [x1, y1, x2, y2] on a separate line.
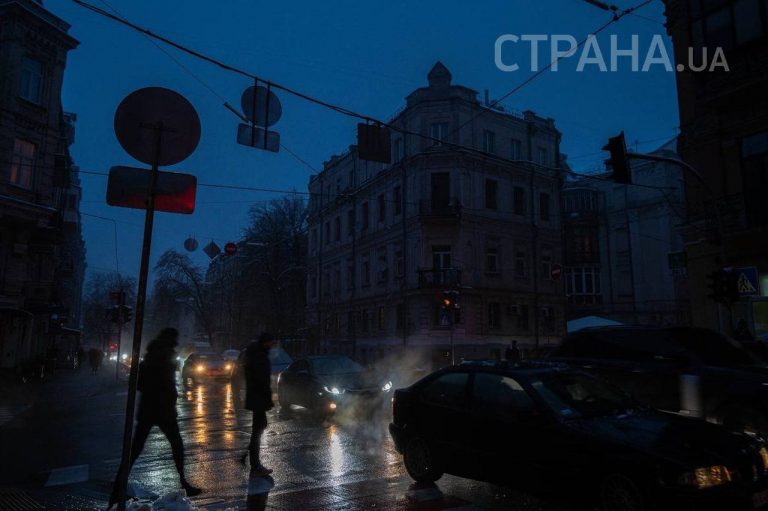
[418, 267, 461, 288]
[419, 199, 462, 219]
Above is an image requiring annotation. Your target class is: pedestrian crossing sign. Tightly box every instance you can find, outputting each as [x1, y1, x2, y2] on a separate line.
[735, 267, 759, 296]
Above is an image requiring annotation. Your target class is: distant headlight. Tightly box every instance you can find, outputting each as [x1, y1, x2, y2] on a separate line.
[196, 364, 205, 373]
[760, 447, 768, 470]
[382, 381, 393, 392]
[678, 465, 734, 489]
[324, 386, 342, 395]
[225, 363, 232, 371]
[121, 354, 128, 360]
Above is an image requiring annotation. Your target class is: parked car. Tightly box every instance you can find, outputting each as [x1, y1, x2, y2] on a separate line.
[277, 355, 392, 414]
[548, 326, 768, 436]
[389, 361, 768, 511]
[222, 349, 241, 363]
[181, 352, 232, 386]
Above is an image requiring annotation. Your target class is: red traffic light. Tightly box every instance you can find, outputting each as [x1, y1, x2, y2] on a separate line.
[224, 242, 237, 256]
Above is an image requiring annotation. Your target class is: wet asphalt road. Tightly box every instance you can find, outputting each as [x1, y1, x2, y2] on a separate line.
[0, 368, 570, 510]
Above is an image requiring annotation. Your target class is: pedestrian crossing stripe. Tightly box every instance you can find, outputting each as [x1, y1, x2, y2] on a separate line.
[45, 464, 89, 487]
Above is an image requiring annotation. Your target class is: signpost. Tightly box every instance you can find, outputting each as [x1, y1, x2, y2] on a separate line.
[107, 166, 197, 214]
[110, 87, 200, 511]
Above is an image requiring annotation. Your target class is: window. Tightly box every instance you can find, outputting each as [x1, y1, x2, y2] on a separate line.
[488, 302, 502, 329]
[483, 130, 496, 154]
[431, 122, 448, 145]
[309, 273, 317, 297]
[486, 247, 499, 274]
[511, 138, 522, 160]
[540, 192, 551, 221]
[537, 147, 549, 166]
[393, 186, 402, 216]
[333, 266, 341, 293]
[361, 202, 369, 230]
[566, 267, 602, 305]
[378, 306, 385, 330]
[348, 169, 355, 189]
[513, 186, 526, 215]
[741, 131, 768, 227]
[518, 304, 530, 330]
[346, 259, 355, 290]
[514, 249, 528, 277]
[360, 310, 369, 333]
[362, 256, 371, 286]
[347, 312, 356, 335]
[432, 245, 452, 270]
[378, 194, 386, 222]
[377, 246, 388, 284]
[395, 246, 404, 277]
[393, 138, 404, 162]
[688, 0, 768, 50]
[472, 374, 534, 417]
[334, 216, 341, 242]
[324, 221, 330, 245]
[420, 372, 469, 407]
[347, 209, 355, 236]
[8, 139, 35, 189]
[541, 306, 555, 332]
[20, 57, 42, 103]
[485, 179, 498, 210]
[310, 228, 318, 254]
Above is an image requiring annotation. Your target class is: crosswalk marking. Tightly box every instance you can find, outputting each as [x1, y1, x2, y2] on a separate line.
[45, 464, 89, 487]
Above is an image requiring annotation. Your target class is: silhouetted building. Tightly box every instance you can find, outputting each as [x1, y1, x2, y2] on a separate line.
[306, 62, 566, 365]
[0, 0, 81, 371]
[664, 0, 768, 338]
[563, 139, 689, 326]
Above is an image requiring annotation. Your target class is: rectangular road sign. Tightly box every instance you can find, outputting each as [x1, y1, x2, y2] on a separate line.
[237, 123, 279, 152]
[107, 166, 196, 214]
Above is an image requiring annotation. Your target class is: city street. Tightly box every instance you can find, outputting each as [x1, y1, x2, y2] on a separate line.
[0, 367, 566, 510]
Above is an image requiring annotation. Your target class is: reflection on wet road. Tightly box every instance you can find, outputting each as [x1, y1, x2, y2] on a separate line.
[125, 380, 564, 510]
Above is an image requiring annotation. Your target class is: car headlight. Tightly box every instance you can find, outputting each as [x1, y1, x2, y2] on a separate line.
[324, 386, 342, 395]
[225, 363, 232, 371]
[196, 364, 205, 373]
[678, 465, 734, 489]
[382, 381, 393, 392]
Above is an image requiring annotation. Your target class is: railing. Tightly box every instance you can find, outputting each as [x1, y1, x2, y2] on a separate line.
[417, 268, 462, 288]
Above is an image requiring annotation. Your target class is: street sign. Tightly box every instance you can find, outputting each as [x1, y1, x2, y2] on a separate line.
[241, 85, 282, 127]
[237, 123, 280, 152]
[107, 166, 197, 214]
[668, 251, 687, 270]
[735, 267, 760, 296]
[550, 264, 563, 280]
[357, 123, 391, 163]
[224, 242, 237, 256]
[203, 241, 221, 259]
[184, 237, 198, 252]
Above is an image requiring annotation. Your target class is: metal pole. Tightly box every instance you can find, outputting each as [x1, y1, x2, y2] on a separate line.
[115, 291, 124, 382]
[116, 123, 163, 511]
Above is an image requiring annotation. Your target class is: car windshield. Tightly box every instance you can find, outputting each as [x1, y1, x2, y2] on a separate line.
[270, 348, 293, 365]
[197, 354, 223, 361]
[310, 356, 364, 375]
[529, 372, 636, 419]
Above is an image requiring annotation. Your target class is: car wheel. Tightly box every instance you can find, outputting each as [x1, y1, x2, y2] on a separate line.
[721, 406, 768, 437]
[403, 436, 443, 483]
[600, 474, 645, 511]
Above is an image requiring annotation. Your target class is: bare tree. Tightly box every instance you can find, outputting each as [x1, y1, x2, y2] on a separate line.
[82, 272, 136, 350]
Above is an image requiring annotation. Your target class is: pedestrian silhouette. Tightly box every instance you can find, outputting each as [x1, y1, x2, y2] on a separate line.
[240, 332, 275, 476]
[505, 340, 522, 363]
[109, 328, 201, 508]
[88, 347, 103, 374]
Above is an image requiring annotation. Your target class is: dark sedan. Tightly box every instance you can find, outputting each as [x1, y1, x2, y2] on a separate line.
[389, 361, 768, 511]
[277, 355, 392, 414]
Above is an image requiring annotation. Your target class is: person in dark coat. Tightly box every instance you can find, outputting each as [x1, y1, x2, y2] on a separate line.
[240, 332, 276, 476]
[88, 347, 103, 374]
[505, 340, 522, 363]
[109, 328, 201, 508]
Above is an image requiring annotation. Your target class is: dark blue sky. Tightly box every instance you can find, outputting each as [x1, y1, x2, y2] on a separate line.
[47, 0, 679, 283]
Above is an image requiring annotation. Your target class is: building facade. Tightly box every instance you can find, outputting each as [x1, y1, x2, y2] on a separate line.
[306, 63, 566, 367]
[563, 139, 690, 326]
[663, 0, 768, 338]
[0, 0, 82, 371]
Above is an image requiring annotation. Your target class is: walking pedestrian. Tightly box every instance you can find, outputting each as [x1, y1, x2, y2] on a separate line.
[239, 332, 275, 477]
[108, 328, 201, 508]
[88, 347, 103, 374]
[505, 340, 522, 364]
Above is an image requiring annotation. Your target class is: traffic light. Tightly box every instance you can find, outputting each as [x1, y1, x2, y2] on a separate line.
[442, 290, 459, 309]
[604, 131, 631, 184]
[707, 268, 740, 304]
[122, 305, 133, 323]
[109, 305, 121, 323]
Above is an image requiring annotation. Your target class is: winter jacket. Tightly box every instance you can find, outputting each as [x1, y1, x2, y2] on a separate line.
[244, 342, 273, 412]
[137, 346, 178, 420]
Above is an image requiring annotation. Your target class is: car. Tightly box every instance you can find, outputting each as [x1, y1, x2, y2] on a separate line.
[548, 326, 768, 436]
[277, 355, 392, 414]
[389, 361, 768, 511]
[222, 349, 241, 363]
[181, 352, 233, 386]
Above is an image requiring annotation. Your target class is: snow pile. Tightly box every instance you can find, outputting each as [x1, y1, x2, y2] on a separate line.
[123, 490, 200, 511]
[126, 502, 152, 511]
